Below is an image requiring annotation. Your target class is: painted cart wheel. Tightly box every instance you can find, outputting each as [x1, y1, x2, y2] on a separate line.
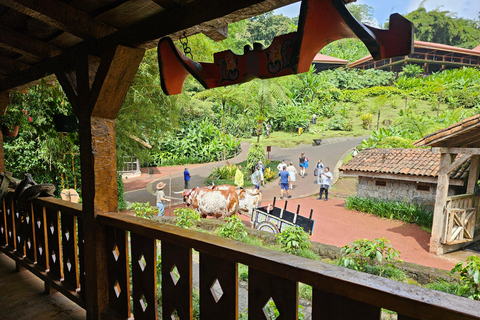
[256, 221, 279, 234]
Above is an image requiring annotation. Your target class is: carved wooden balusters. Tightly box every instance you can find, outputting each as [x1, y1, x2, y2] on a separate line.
[46, 207, 62, 278]
[61, 212, 79, 290]
[5, 193, 14, 250]
[33, 203, 48, 269]
[106, 226, 130, 317]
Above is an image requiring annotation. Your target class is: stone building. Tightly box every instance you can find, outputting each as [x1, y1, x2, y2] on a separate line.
[340, 148, 469, 211]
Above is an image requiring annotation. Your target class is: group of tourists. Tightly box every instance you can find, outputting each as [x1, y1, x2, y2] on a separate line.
[275, 152, 333, 201]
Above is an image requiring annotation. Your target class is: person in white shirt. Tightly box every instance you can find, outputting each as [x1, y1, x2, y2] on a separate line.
[277, 159, 287, 172]
[317, 167, 333, 201]
[314, 160, 324, 185]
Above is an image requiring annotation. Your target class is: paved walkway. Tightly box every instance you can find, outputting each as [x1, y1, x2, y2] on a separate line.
[123, 138, 478, 271]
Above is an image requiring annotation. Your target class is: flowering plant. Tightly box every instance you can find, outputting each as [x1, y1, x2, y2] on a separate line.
[0, 106, 31, 130]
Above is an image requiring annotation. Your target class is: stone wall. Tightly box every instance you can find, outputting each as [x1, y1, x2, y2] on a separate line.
[356, 177, 455, 211]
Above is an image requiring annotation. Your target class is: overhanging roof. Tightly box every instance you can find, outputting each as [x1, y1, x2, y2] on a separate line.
[348, 40, 480, 70]
[0, 0, 299, 93]
[414, 114, 480, 148]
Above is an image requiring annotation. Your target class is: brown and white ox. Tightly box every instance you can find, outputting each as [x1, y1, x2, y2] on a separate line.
[237, 188, 262, 216]
[183, 186, 239, 219]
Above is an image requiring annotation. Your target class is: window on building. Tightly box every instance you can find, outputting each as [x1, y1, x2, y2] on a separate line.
[417, 183, 430, 192]
[375, 180, 387, 187]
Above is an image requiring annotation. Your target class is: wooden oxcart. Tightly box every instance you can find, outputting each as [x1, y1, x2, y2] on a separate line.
[248, 197, 315, 235]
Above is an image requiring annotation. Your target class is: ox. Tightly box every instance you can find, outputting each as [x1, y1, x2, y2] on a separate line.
[237, 188, 262, 216]
[184, 186, 239, 219]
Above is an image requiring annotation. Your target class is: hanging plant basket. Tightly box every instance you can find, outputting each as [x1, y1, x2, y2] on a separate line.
[1, 124, 19, 137]
[53, 114, 78, 133]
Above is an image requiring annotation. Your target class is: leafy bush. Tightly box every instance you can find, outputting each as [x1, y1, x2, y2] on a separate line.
[425, 280, 462, 296]
[272, 105, 311, 132]
[328, 116, 348, 131]
[339, 238, 402, 277]
[263, 167, 276, 181]
[360, 113, 373, 129]
[217, 216, 247, 241]
[276, 226, 311, 255]
[399, 64, 424, 78]
[211, 164, 237, 180]
[450, 255, 480, 300]
[345, 196, 433, 229]
[131, 202, 158, 219]
[246, 143, 266, 173]
[174, 208, 200, 228]
[117, 172, 127, 211]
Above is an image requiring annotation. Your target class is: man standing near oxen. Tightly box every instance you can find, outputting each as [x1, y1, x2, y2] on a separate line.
[184, 167, 191, 189]
[156, 182, 171, 216]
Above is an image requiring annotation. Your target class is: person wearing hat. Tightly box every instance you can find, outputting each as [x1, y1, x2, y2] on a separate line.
[156, 182, 171, 216]
[184, 167, 191, 189]
[257, 160, 265, 174]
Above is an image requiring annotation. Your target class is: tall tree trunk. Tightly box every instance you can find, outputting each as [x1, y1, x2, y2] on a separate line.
[437, 90, 443, 118]
[376, 110, 381, 131]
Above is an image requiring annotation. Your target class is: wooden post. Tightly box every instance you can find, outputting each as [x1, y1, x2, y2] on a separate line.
[56, 45, 144, 320]
[466, 155, 480, 194]
[0, 92, 9, 173]
[430, 153, 453, 254]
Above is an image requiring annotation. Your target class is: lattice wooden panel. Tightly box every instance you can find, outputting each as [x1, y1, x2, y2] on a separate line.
[199, 252, 238, 320]
[444, 208, 476, 244]
[131, 232, 157, 320]
[312, 289, 381, 319]
[248, 267, 297, 319]
[106, 226, 130, 318]
[162, 241, 192, 320]
[61, 212, 79, 290]
[46, 207, 63, 278]
[33, 204, 48, 269]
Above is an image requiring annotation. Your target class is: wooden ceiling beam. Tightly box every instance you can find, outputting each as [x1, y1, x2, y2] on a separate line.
[0, 0, 117, 40]
[202, 25, 228, 41]
[0, 56, 30, 74]
[0, 0, 295, 92]
[0, 25, 62, 59]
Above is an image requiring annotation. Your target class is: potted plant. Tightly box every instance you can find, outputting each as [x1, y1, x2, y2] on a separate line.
[0, 106, 30, 137]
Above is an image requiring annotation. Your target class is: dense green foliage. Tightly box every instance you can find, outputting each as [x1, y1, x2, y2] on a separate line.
[217, 215, 248, 241]
[450, 255, 480, 300]
[345, 196, 433, 229]
[276, 226, 311, 255]
[174, 208, 201, 228]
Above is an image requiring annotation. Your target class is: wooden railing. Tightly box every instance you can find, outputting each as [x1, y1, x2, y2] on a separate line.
[0, 192, 85, 307]
[443, 194, 478, 244]
[2, 195, 480, 319]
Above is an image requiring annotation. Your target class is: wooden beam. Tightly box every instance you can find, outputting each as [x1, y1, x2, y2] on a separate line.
[0, 56, 30, 74]
[431, 147, 480, 155]
[446, 155, 472, 175]
[341, 171, 464, 186]
[467, 155, 480, 194]
[0, 25, 62, 59]
[0, 0, 118, 40]
[202, 25, 229, 41]
[430, 153, 452, 254]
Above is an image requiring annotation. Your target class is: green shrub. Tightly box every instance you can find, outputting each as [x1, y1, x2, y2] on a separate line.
[174, 208, 200, 228]
[217, 215, 247, 241]
[131, 202, 158, 219]
[328, 116, 347, 130]
[299, 283, 313, 300]
[117, 172, 127, 211]
[360, 113, 373, 129]
[238, 263, 249, 281]
[345, 196, 433, 229]
[450, 255, 480, 300]
[211, 163, 237, 180]
[276, 226, 311, 255]
[339, 238, 402, 277]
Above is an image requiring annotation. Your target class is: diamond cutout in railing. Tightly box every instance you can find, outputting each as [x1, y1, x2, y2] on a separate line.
[114, 281, 121, 298]
[27, 238, 31, 249]
[26, 216, 30, 224]
[37, 219, 41, 229]
[15, 211, 19, 218]
[210, 278, 224, 303]
[65, 229, 70, 241]
[263, 298, 279, 320]
[0, 226, 3, 234]
[8, 230, 11, 238]
[66, 258, 72, 272]
[17, 236, 21, 243]
[139, 294, 148, 312]
[50, 223, 55, 235]
[138, 255, 147, 272]
[52, 250, 56, 263]
[7, 209, 10, 216]
[112, 245, 120, 261]
[38, 245, 43, 256]
[170, 265, 180, 285]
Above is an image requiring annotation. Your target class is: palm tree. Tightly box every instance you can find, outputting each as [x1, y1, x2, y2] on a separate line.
[194, 86, 242, 160]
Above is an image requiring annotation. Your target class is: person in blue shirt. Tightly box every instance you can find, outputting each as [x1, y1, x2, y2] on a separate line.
[278, 165, 292, 200]
[184, 167, 191, 189]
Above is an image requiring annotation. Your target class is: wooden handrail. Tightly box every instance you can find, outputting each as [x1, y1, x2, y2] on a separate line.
[97, 212, 480, 320]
